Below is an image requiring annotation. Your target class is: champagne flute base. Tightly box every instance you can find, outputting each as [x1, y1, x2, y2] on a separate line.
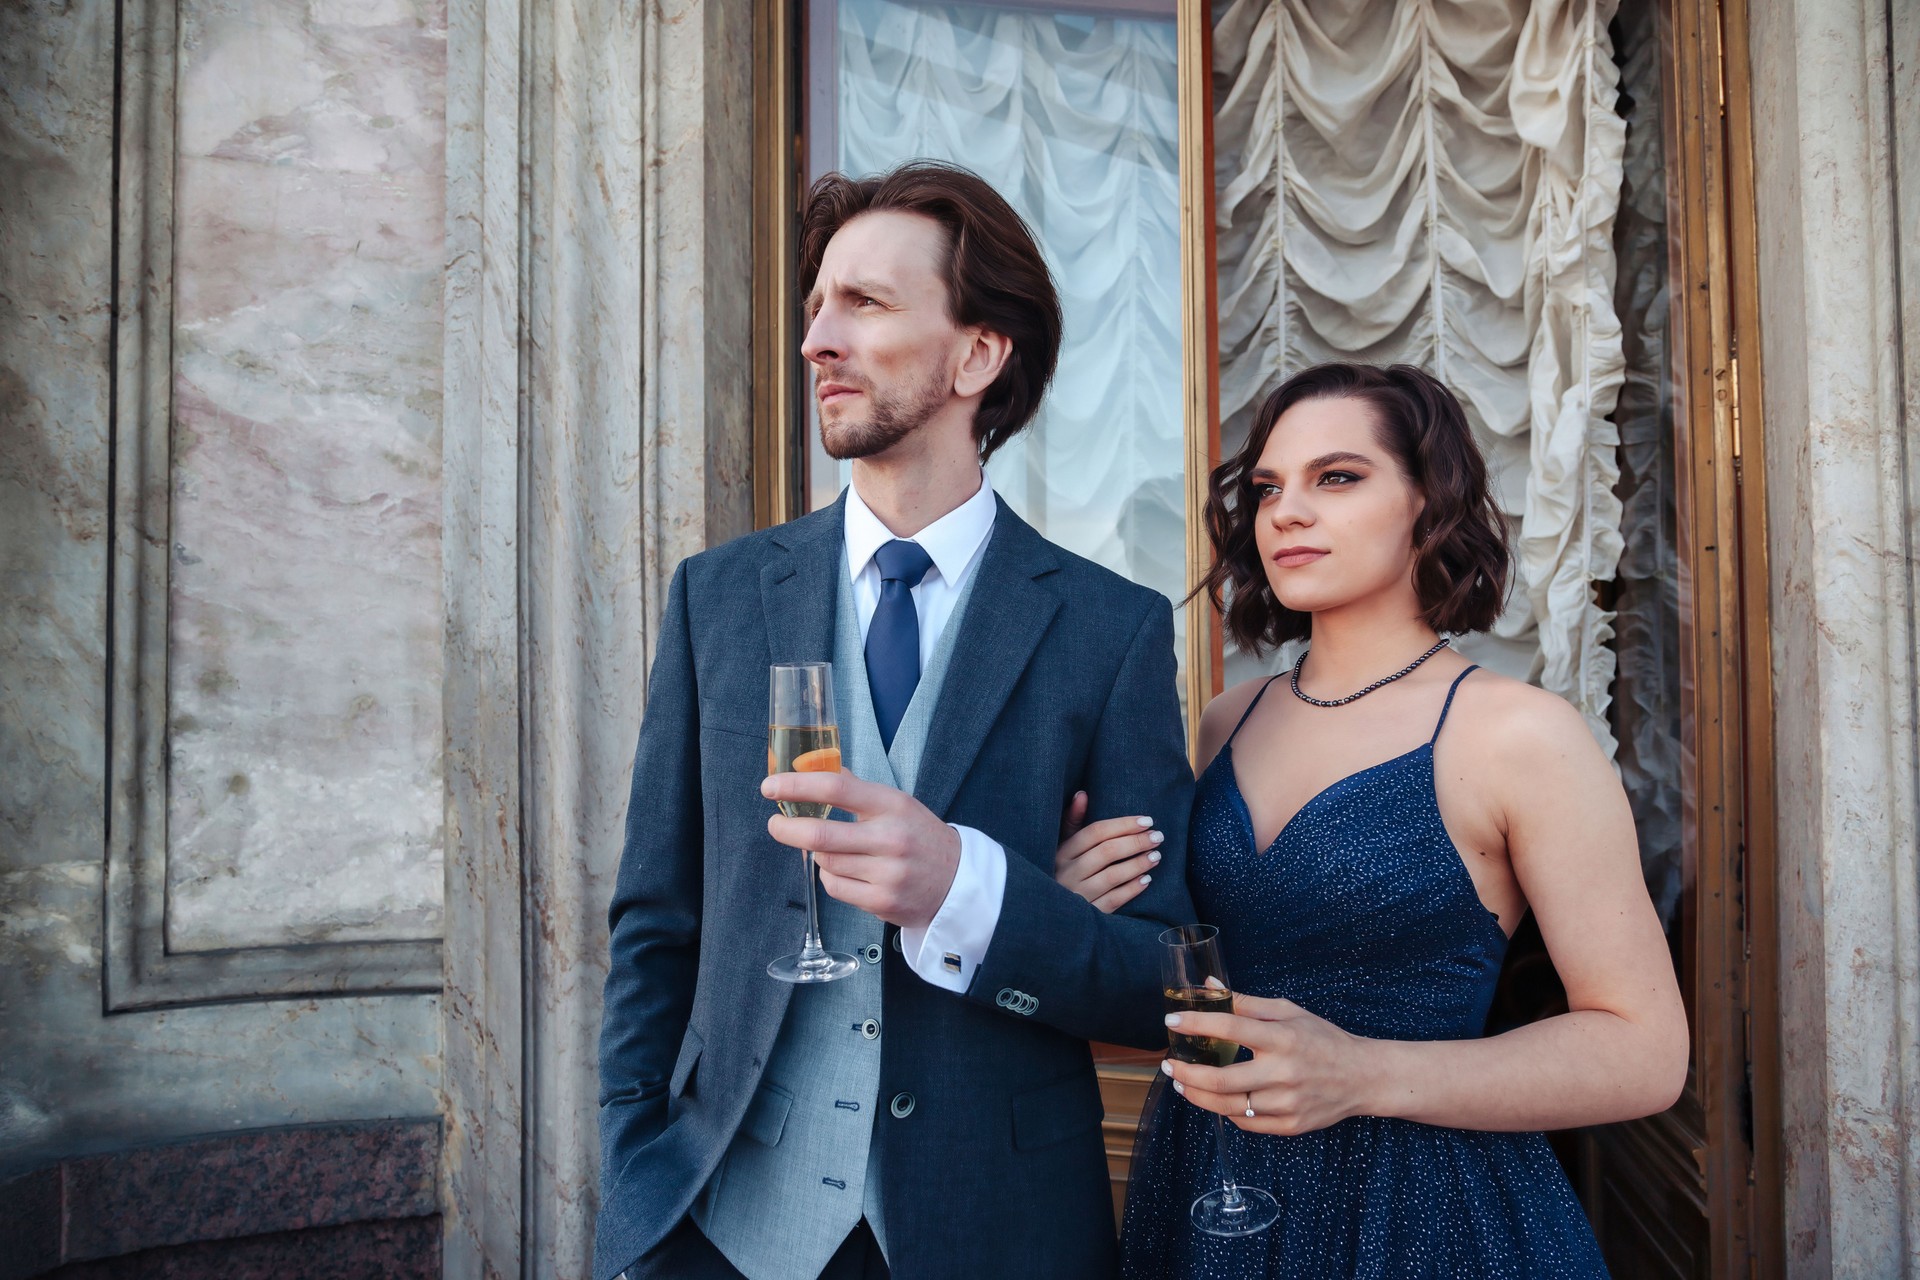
[1190, 1186, 1280, 1237]
[767, 950, 860, 984]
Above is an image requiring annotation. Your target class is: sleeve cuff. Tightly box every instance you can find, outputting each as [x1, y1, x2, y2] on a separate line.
[899, 824, 1007, 992]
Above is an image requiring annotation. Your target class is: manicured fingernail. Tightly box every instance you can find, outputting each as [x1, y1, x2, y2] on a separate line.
[1148, 830, 1164, 845]
[1160, 1058, 1175, 1075]
[1148, 851, 1162, 864]
[1164, 1012, 1182, 1027]
[1139, 874, 1152, 886]
[1172, 1080, 1186, 1095]
[1135, 816, 1152, 827]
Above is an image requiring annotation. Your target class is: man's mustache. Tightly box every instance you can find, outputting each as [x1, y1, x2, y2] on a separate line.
[814, 367, 872, 395]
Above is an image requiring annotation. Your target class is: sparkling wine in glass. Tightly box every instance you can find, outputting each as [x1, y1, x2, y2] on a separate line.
[766, 662, 859, 984]
[1160, 923, 1280, 1236]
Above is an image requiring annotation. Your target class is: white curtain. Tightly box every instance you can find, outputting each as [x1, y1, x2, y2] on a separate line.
[827, 0, 1190, 698]
[1213, 0, 1627, 751]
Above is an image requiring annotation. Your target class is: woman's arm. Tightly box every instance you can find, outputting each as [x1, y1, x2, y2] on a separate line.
[1163, 682, 1689, 1133]
[1053, 678, 1271, 914]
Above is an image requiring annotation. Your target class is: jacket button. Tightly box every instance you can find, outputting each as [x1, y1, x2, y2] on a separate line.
[890, 1092, 915, 1119]
[860, 1018, 881, 1040]
[862, 943, 883, 964]
[890, 931, 902, 953]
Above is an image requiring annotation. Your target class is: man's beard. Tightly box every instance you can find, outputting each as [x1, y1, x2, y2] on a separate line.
[817, 364, 951, 461]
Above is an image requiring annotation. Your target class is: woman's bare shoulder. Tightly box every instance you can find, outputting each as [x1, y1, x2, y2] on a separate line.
[1450, 667, 1605, 765]
[1196, 675, 1277, 770]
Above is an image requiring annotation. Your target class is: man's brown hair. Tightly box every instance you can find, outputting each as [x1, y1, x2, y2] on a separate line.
[800, 161, 1063, 462]
[1195, 362, 1513, 654]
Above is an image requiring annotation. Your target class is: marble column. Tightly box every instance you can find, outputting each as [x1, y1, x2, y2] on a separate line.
[1749, 0, 1920, 1273]
[439, 0, 752, 1272]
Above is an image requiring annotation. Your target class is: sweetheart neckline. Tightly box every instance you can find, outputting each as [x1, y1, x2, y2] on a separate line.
[1212, 741, 1511, 941]
[1222, 739, 1430, 854]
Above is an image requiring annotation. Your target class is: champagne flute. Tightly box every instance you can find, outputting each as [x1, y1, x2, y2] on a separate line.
[1160, 923, 1280, 1236]
[766, 662, 860, 983]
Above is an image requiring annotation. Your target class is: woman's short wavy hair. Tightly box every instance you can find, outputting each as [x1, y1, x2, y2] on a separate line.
[1196, 362, 1511, 656]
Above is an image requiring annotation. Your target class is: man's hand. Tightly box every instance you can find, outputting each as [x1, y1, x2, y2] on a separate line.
[761, 771, 962, 930]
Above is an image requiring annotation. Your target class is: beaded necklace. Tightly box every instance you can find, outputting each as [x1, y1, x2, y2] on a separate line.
[1289, 637, 1452, 708]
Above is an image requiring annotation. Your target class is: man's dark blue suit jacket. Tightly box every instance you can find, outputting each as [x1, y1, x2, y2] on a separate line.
[595, 494, 1197, 1280]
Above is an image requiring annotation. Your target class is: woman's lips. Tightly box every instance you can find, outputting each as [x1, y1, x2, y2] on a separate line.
[1271, 547, 1329, 568]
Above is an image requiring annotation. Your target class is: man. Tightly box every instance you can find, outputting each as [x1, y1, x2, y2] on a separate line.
[595, 161, 1195, 1280]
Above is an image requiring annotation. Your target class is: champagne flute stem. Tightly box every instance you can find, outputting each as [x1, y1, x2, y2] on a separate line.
[799, 849, 827, 962]
[1213, 1112, 1247, 1213]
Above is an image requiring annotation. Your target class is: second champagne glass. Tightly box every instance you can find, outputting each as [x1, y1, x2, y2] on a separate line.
[1161, 923, 1280, 1236]
[766, 662, 860, 983]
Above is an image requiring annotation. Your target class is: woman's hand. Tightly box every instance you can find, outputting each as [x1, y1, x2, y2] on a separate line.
[1160, 994, 1373, 1137]
[1054, 790, 1163, 913]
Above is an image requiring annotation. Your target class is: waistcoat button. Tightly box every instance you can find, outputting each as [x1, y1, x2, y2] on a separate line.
[860, 1018, 881, 1040]
[862, 943, 883, 964]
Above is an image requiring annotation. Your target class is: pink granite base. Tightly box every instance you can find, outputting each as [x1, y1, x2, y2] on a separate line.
[0, 1119, 439, 1280]
[46, 1216, 438, 1279]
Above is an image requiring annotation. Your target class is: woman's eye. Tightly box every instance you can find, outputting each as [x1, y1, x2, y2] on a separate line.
[1319, 470, 1360, 486]
[1254, 483, 1281, 500]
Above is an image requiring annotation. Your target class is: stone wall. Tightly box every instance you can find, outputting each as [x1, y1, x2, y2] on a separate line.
[0, 0, 439, 1220]
[2, 0, 753, 1269]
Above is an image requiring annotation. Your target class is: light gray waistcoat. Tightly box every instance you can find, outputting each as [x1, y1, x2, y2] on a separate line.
[693, 546, 984, 1280]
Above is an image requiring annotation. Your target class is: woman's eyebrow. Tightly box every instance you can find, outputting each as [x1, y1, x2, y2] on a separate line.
[1251, 451, 1376, 481]
[1305, 450, 1375, 471]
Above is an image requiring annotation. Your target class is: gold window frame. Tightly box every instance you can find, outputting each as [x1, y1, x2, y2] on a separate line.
[751, 0, 1225, 748]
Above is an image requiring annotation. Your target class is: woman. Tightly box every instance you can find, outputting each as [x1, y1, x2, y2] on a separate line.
[1055, 363, 1686, 1277]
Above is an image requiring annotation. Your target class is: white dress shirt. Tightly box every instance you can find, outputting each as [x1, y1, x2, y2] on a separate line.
[843, 476, 1007, 994]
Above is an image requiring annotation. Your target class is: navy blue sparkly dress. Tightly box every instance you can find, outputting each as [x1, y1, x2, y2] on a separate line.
[1120, 668, 1608, 1279]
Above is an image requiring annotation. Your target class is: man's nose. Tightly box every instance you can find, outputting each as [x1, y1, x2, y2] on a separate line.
[802, 308, 844, 365]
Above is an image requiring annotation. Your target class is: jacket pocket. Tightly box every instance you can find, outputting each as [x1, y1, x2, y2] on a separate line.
[1011, 1070, 1104, 1152]
[670, 1025, 704, 1099]
[740, 1079, 795, 1148]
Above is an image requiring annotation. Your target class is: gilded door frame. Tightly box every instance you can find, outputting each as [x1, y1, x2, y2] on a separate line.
[747, 0, 1782, 1267]
[1661, 0, 1781, 1270]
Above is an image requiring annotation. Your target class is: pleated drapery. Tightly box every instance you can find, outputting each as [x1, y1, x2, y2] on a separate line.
[1213, 0, 1628, 751]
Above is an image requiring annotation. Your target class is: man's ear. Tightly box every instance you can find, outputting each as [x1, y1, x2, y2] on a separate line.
[954, 328, 1013, 399]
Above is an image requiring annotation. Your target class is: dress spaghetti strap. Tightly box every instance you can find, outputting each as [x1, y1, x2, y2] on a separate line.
[1429, 665, 1481, 745]
[1224, 675, 1285, 749]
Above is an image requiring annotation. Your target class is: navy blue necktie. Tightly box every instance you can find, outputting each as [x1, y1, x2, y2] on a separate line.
[865, 539, 935, 751]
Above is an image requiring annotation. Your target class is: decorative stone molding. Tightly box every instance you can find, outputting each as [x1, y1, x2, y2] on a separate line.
[439, 0, 753, 1272]
[103, 0, 442, 1012]
[1749, 0, 1920, 1272]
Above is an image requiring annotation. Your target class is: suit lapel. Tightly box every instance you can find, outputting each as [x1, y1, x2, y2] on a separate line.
[913, 498, 1060, 819]
[742, 497, 845, 1057]
[760, 495, 845, 669]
